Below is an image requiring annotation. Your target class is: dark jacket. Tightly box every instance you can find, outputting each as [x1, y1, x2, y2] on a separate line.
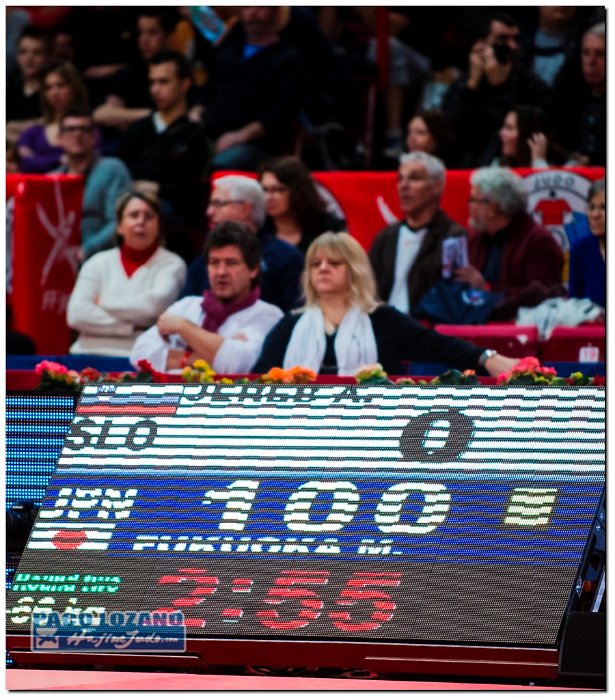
[253, 304, 484, 375]
[442, 64, 551, 167]
[469, 213, 565, 320]
[369, 209, 467, 310]
[117, 114, 208, 225]
[203, 24, 308, 154]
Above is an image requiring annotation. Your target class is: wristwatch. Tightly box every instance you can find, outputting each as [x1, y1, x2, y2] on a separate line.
[479, 348, 497, 367]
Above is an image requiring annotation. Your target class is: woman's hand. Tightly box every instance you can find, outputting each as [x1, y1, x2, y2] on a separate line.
[528, 132, 548, 162]
[484, 353, 519, 378]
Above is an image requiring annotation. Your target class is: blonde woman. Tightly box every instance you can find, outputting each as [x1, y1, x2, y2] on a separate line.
[253, 232, 518, 377]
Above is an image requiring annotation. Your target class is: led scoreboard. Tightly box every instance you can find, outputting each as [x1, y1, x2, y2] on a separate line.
[7, 383, 604, 652]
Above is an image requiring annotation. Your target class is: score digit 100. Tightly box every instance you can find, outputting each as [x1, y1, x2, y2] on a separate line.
[155, 569, 402, 632]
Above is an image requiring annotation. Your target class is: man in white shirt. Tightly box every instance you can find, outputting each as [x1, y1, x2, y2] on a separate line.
[369, 151, 467, 314]
[131, 221, 283, 373]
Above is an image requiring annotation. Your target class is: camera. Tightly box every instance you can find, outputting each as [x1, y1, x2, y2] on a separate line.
[493, 42, 513, 65]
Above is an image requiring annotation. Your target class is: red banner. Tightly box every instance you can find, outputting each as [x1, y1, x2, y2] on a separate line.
[215, 167, 604, 252]
[313, 167, 605, 251]
[8, 175, 83, 354]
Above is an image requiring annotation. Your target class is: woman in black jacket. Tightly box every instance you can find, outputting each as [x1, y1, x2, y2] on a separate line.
[254, 232, 518, 377]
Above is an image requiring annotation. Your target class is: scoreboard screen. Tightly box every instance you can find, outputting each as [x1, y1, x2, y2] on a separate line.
[6, 384, 604, 647]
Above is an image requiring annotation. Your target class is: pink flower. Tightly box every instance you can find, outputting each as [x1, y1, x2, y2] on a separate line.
[540, 365, 557, 377]
[35, 360, 69, 376]
[496, 372, 509, 384]
[513, 356, 541, 374]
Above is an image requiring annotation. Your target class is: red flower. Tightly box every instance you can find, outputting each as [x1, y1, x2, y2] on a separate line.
[136, 359, 155, 374]
[136, 358, 168, 382]
[592, 375, 605, 386]
[79, 367, 101, 382]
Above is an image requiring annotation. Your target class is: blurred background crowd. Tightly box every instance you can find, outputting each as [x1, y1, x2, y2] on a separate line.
[5, 5, 607, 371]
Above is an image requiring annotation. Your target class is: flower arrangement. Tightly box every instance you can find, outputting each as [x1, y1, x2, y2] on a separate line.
[355, 363, 392, 385]
[496, 356, 604, 386]
[426, 368, 479, 386]
[34, 359, 164, 393]
[32, 356, 604, 392]
[34, 360, 83, 394]
[181, 358, 217, 383]
[259, 366, 317, 384]
[181, 358, 237, 384]
[356, 364, 478, 386]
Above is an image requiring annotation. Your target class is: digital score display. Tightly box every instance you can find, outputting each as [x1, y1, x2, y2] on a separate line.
[7, 384, 604, 648]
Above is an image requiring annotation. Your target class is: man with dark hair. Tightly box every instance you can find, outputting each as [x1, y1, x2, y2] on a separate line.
[443, 11, 550, 167]
[93, 9, 178, 131]
[202, 6, 308, 170]
[131, 221, 283, 374]
[7, 26, 51, 142]
[117, 50, 209, 255]
[54, 108, 132, 259]
[181, 174, 304, 312]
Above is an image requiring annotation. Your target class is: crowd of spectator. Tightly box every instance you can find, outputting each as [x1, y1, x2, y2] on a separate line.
[5, 6, 606, 372]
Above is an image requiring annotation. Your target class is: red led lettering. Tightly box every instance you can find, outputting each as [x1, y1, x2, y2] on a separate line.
[329, 572, 401, 632]
[257, 570, 329, 630]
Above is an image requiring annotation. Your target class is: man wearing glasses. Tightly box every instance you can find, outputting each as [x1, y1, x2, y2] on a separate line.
[455, 166, 564, 320]
[369, 151, 467, 315]
[55, 107, 132, 260]
[182, 174, 304, 312]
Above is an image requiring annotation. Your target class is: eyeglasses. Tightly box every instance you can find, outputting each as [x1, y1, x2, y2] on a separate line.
[208, 199, 242, 208]
[262, 185, 288, 194]
[468, 197, 491, 205]
[61, 125, 94, 134]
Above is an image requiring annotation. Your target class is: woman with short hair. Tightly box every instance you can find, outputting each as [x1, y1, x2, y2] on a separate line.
[67, 190, 186, 356]
[253, 232, 517, 377]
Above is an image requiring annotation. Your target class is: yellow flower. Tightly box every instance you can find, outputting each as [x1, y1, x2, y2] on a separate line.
[193, 359, 212, 371]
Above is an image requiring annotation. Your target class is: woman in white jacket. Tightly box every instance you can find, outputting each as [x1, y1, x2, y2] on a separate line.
[66, 190, 186, 356]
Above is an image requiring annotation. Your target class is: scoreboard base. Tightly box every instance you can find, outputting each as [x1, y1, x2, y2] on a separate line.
[7, 635, 561, 682]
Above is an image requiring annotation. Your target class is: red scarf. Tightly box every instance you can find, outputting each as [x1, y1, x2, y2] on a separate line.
[120, 241, 159, 278]
[201, 286, 260, 332]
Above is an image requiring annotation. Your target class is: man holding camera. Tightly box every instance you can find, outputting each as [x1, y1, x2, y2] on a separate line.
[443, 12, 550, 167]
